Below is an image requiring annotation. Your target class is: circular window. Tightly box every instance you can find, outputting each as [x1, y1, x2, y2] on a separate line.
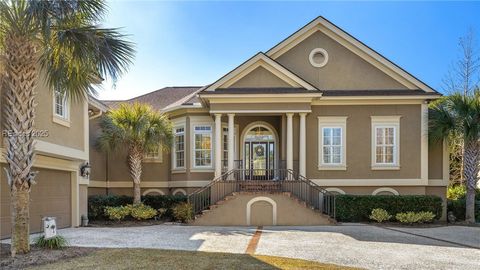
[309, 48, 329, 68]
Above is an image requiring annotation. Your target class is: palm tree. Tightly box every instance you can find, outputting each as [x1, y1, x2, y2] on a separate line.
[0, 0, 134, 255]
[97, 103, 173, 204]
[429, 92, 480, 223]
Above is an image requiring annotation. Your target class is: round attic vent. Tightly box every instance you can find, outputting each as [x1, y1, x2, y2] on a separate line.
[309, 48, 329, 68]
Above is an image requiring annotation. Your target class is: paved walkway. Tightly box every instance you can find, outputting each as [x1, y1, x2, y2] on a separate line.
[3, 224, 479, 270]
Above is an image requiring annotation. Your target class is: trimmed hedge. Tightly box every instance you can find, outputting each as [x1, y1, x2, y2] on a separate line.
[447, 198, 480, 222]
[335, 195, 443, 222]
[88, 194, 187, 220]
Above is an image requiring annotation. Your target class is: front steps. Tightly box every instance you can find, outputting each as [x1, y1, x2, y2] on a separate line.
[191, 192, 335, 226]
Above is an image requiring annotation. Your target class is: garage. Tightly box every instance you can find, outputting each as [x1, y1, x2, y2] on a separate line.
[1, 166, 71, 239]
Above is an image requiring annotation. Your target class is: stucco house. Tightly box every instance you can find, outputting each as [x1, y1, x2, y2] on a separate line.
[1, 16, 448, 236]
[88, 17, 448, 225]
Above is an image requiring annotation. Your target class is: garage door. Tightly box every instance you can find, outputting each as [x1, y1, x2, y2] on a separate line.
[1, 166, 71, 239]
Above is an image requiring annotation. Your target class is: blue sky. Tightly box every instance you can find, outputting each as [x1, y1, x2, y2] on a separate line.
[99, 1, 480, 100]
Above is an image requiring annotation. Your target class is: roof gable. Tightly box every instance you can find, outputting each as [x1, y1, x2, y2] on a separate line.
[204, 53, 317, 92]
[266, 16, 437, 93]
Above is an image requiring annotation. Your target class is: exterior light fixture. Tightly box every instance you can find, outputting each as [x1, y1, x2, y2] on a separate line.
[80, 162, 91, 178]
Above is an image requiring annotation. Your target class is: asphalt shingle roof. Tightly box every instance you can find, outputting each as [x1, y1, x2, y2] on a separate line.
[102, 86, 201, 111]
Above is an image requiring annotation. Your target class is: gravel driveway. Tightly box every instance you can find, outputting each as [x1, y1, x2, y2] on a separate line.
[3, 224, 478, 270]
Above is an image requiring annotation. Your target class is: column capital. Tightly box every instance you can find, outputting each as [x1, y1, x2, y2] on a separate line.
[227, 113, 235, 117]
[299, 112, 308, 117]
[286, 113, 294, 118]
[214, 113, 222, 119]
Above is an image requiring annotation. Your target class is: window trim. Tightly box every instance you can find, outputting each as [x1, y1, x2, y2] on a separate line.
[371, 116, 401, 170]
[52, 90, 70, 127]
[317, 116, 347, 170]
[172, 125, 186, 169]
[192, 124, 213, 169]
[143, 147, 163, 163]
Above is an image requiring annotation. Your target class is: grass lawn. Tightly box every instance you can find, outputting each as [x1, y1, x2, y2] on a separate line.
[29, 248, 360, 270]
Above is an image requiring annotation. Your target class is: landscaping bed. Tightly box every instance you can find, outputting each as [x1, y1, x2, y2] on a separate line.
[88, 219, 165, 227]
[0, 244, 96, 270]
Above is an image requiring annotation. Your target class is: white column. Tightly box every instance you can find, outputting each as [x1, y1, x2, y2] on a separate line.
[286, 113, 294, 171]
[227, 114, 235, 171]
[299, 113, 307, 176]
[214, 113, 222, 178]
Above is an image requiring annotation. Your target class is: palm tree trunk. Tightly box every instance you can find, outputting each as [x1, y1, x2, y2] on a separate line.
[463, 139, 479, 223]
[128, 146, 143, 204]
[3, 34, 39, 256]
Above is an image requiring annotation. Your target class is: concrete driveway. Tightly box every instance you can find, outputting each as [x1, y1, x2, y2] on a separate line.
[5, 224, 479, 270]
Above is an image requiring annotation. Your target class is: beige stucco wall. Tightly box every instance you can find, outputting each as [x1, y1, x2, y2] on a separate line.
[0, 72, 86, 151]
[89, 117, 107, 182]
[305, 104, 421, 179]
[192, 193, 332, 226]
[34, 79, 86, 150]
[276, 31, 408, 90]
[229, 66, 292, 88]
[428, 140, 444, 180]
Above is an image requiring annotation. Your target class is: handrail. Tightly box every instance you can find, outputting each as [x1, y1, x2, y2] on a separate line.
[187, 168, 336, 219]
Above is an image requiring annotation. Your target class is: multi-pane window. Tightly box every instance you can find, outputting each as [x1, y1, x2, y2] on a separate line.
[54, 90, 68, 119]
[194, 125, 212, 167]
[322, 127, 342, 164]
[174, 127, 185, 168]
[375, 126, 396, 164]
[223, 127, 228, 162]
[144, 147, 161, 160]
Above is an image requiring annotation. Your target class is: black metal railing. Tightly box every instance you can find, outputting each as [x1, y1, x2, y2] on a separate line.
[187, 168, 336, 219]
[221, 160, 243, 174]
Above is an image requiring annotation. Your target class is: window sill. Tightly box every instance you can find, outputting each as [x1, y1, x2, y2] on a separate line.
[318, 165, 347, 171]
[371, 165, 400, 171]
[190, 168, 214, 173]
[172, 169, 186, 174]
[52, 116, 70, 127]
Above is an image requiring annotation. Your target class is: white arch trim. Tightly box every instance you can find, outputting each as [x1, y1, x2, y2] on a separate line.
[246, 196, 277, 226]
[142, 189, 165, 196]
[172, 188, 187, 196]
[325, 188, 346, 195]
[372, 187, 399, 196]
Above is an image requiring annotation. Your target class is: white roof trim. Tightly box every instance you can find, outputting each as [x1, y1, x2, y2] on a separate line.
[204, 53, 317, 91]
[266, 16, 436, 93]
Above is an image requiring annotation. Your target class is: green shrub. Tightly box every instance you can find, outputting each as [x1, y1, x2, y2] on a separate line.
[88, 194, 187, 220]
[447, 185, 466, 200]
[129, 204, 158, 220]
[369, 208, 391, 223]
[34, 235, 68, 249]
[105, 205, 130, 221]
[335, 195, 443, 222]
[88, 195, 133, 220]
[447, 197, 480, 222]
[173, 202, 194, 223]
[395, 211, 436, 224]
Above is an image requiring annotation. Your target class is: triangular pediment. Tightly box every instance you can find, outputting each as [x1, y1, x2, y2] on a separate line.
[204, 53, 317, 92]
[266, 16, 437, 93]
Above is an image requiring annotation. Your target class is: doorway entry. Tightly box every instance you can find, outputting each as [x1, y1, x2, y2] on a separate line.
[244, 126, 276, 180]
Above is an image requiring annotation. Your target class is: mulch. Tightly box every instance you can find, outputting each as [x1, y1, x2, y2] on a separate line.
[0, 243, 97, 270]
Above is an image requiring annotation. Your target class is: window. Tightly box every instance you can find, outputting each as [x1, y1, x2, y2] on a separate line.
[371, 116, 400, 169]
[375, 126, 396, 164]
[318, 117, 347, 170]
[174, 127, 185, 168]
[322, 127, 342, 164]
[193, 125, 212, 167]
[54, 90, 68, 119]
[223, 127, 228, 162]
[144, 146, 162, 162]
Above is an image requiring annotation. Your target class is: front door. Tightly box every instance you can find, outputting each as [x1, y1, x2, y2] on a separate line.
[245, 141, 274, 180]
